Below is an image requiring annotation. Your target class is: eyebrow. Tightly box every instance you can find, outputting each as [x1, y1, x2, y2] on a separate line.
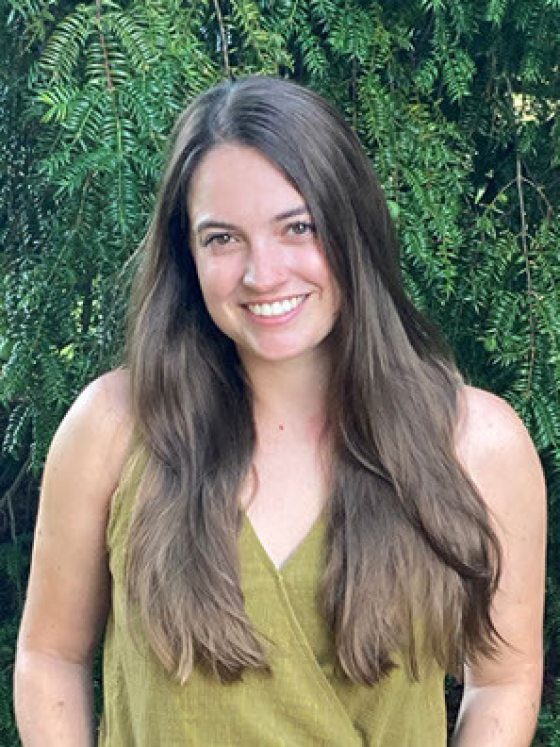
[194, 205, 310, 234]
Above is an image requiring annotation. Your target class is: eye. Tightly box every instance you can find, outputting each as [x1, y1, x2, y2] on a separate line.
[202, 232, 234, 247]
[287, 221, 317, 237]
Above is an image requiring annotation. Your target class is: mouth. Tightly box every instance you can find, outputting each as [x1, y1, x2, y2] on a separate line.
[244, 294, 307, 318]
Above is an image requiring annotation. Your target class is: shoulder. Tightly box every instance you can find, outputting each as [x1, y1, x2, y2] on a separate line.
[45, 368, 134, 506]
[64, 367, 132, 428]
[454, 385, 546, 520]
[453, 398, 545, 713]
[57, 368, 132, 443]
[456, 385, 532, 457]
[18, 370, 134, 667]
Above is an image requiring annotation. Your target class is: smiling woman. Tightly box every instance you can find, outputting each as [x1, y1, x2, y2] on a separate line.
[188, 143, 340, 366]
[14, 76, 545, 746]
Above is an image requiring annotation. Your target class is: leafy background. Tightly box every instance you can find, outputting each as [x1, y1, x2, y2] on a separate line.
[1, 0, 559, 743]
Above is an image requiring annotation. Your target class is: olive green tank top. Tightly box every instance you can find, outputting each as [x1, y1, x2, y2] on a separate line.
[99, 467, 446, 746]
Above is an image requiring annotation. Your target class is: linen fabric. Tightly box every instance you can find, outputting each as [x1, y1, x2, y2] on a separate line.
[99, 466, 446, 746]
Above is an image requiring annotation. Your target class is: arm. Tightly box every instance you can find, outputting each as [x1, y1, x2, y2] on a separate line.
[452, 387, 546, 746]
[14, 370, 133, 746]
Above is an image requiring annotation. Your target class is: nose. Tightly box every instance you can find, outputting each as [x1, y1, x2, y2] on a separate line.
[242, 239, 286, 291]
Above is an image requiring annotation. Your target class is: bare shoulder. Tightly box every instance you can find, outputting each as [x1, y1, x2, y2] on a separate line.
[457, 385, 530, 447]
[64, 367, 132, 432]
[46, 367, 134, 511]
[455, 385, 545, 518]
[453, 391, 545, 715]
[17, 369, 134, 664]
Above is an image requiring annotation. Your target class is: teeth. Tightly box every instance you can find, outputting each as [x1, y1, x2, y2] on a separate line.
[247, 295, 305, 317]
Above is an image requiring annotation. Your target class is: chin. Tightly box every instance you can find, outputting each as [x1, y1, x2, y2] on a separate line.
[240, 340, 329, 366]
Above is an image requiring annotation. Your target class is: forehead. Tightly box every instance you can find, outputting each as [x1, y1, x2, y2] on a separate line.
[187, 143, 306, 224]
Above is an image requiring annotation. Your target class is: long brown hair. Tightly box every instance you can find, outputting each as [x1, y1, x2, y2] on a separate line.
[125, 76, 501, 684]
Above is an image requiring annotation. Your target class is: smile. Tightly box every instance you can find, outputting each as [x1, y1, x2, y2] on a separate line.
[245, 295, 307, 318]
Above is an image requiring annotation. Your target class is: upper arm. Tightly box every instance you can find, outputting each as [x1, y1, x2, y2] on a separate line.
[17, 369, 134, 666]
[456, 387, 546, 695]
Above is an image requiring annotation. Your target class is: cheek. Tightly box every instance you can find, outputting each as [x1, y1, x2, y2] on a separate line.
[317, 260, 341, 318]
[329, 276, 342, 314]
[194, 257, 241, 311]
[306, 250, 340, 304]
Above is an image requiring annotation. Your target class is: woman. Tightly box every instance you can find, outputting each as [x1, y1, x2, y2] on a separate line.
[15, 76, 545, 745]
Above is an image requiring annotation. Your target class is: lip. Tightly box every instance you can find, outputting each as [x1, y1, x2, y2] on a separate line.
[242, 294, 309, 325]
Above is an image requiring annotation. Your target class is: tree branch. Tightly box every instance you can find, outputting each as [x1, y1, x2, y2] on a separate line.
[212, 0, 231, 77]
[506, 77, 537, 397]
[0, 456, 31, 515]
[515, 153, 536, 395]
[96, 0, 114, 91]
[351, 57, 361, 131]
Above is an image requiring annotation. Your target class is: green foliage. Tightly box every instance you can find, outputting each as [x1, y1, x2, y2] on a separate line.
[1, 0, 559, 741]
[0, 615, 20, 747]
[536, 677, 560, 746]
[0, 533, 31, 747]
[1, 0, 223, 467]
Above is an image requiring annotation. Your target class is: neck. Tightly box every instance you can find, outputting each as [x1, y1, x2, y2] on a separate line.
[241, 350, 331, 438]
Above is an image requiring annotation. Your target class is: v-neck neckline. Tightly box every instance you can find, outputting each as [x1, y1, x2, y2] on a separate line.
[242, 511, 326, 576]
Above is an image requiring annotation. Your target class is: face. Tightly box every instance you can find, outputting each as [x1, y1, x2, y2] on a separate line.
[187, 143, 340, 368]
